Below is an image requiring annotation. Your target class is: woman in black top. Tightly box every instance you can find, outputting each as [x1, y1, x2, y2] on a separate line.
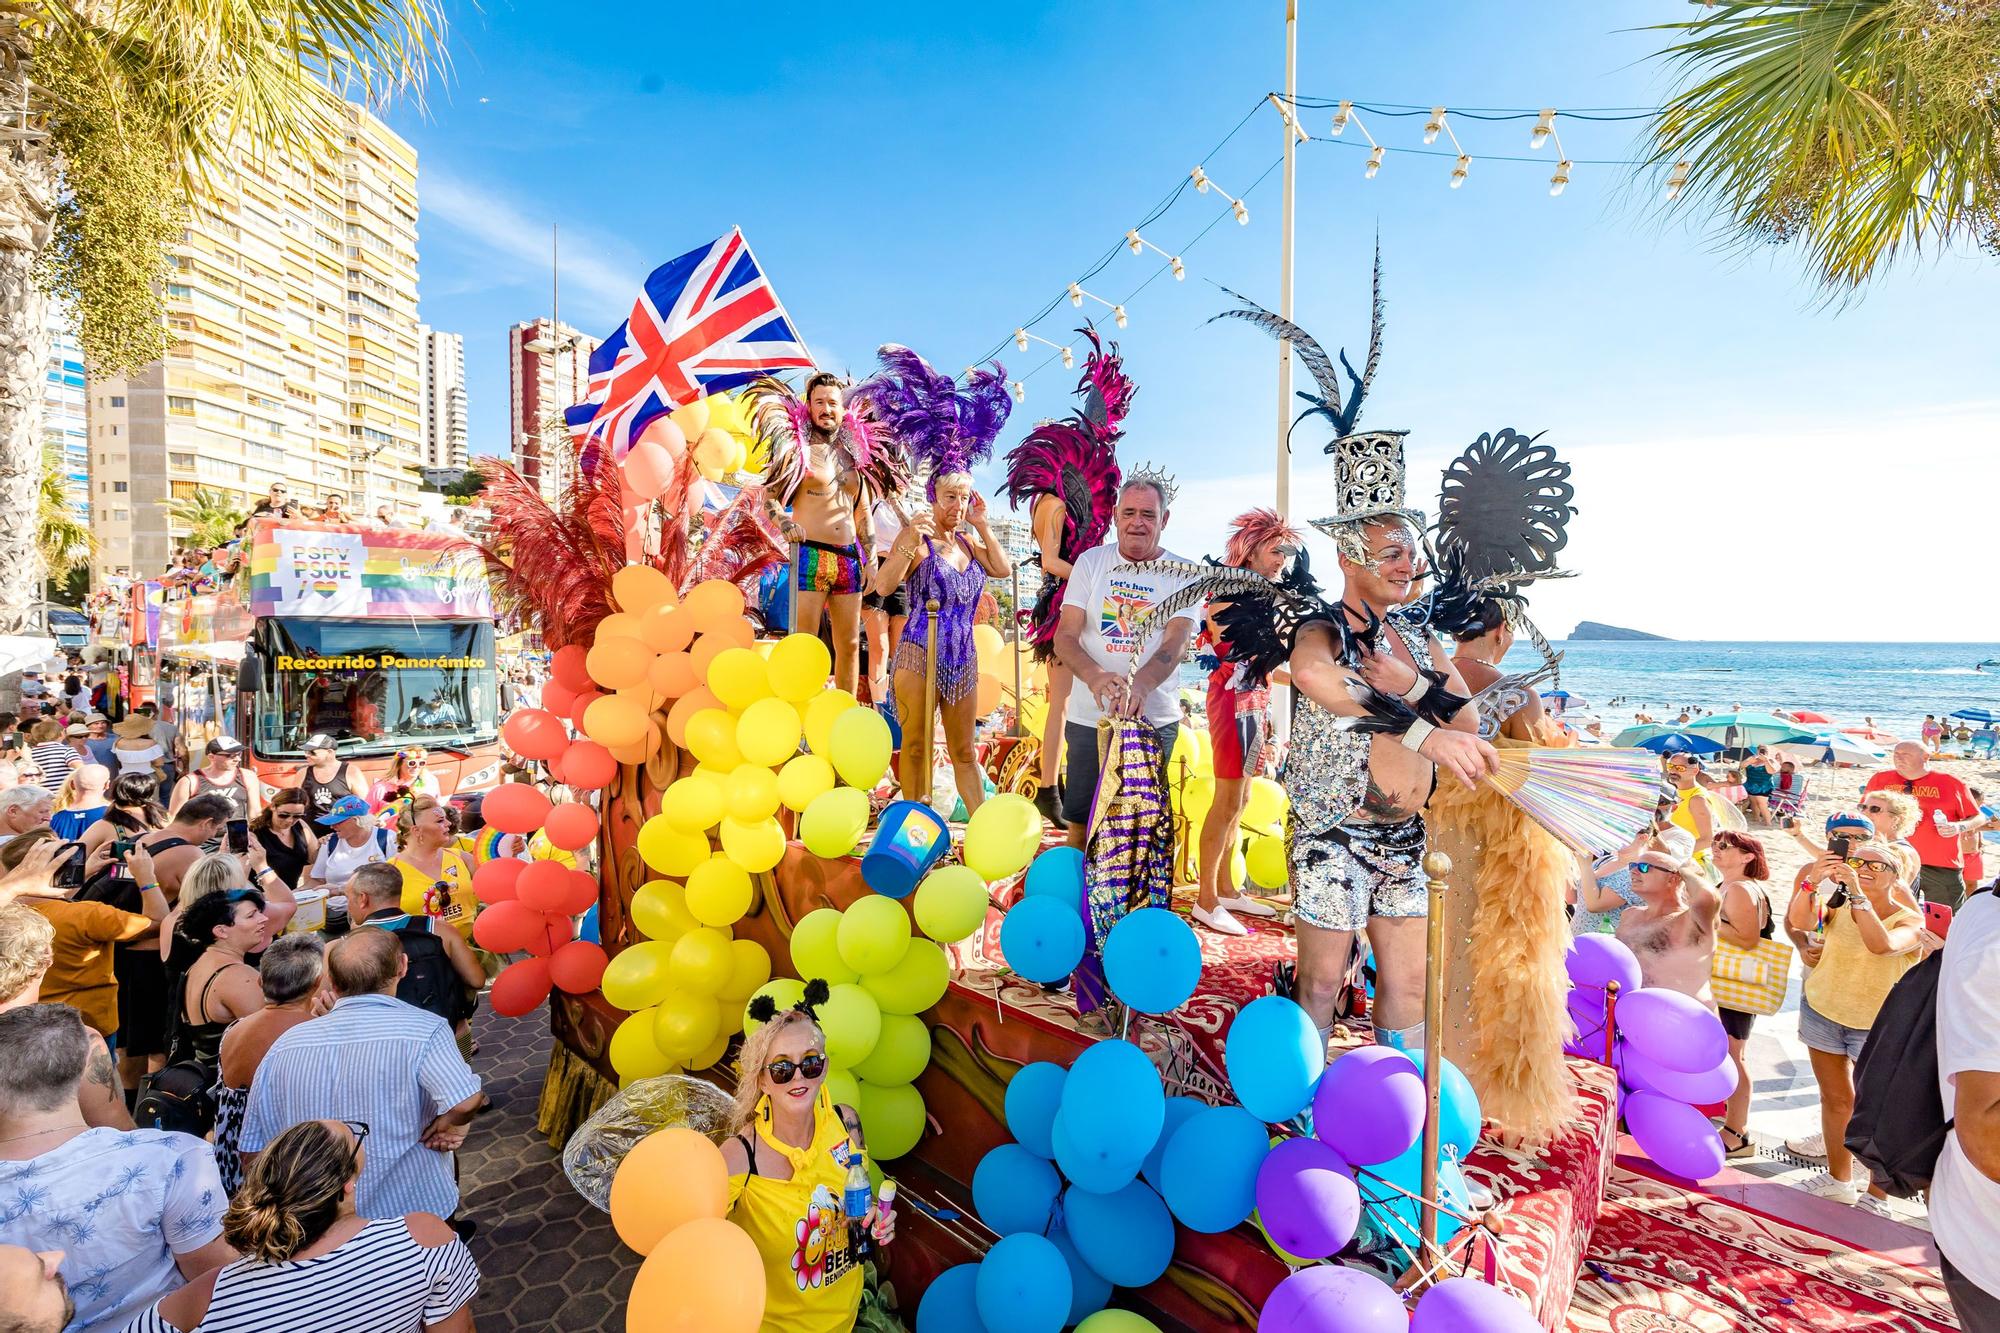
[76, 773, 175, 1091]
[169, 888, 268, 1069]
[251, 787, 319, 891]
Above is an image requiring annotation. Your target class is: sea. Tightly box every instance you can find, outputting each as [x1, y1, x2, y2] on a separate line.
[1180, 641, 2000, 742]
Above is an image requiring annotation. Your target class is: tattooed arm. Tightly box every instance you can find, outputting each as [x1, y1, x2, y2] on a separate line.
[78, 1032, 134, 1130]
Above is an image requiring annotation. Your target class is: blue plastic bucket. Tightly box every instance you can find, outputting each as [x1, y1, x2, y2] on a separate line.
[861, 800, 950, 899]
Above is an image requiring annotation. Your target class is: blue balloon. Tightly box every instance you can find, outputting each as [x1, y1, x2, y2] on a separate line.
[1159, 1105, 1271, 1233]
[917, 1262, 989, 1333]
[1059, 1039, 1166, 1165]
[973, 1144, 1062, 1236]
[975, 1234, 1072, 1333]
[1051, 1106, 1146, 1193]
[1141, 1095, 1207, 1190]
[1023, 846, 1084, 906]
[1000, 896, 1086, 983]
[1354, 1135, 1468, 1256]
[1225, 995, 1326, 1123]
[1406, 1050, 1484, 1159]
[1047, 1225, 1111, 1326]
[1102, 906, 1203, 1014]
[1003, 1062, 1067, 1160]
[1062, 1180, 1176, 1289]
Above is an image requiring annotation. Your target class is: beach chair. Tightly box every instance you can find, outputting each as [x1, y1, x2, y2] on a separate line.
[1769, 774, 1811, 822]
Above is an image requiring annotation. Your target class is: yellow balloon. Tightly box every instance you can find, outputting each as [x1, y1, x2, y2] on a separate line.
[707, 647, 773, 711]
[660, 772, 725, 833]
[799, 786, 870, 860]
[688, 1031, 732, 1071]
[724, 764, 782, 823]
[972, 623, 1006, 666]
[718, 939, 772, 1001]
[600, 940, 675, 1011]
[735, 697, 803, 769]
[582, 693, 648, 749]
[669, 397, 711, 439]
[653, 989, 721, 1058]
[743, 978, 806, 1035]
[1242, 777, 1288, 833]
[685, 709, 745, 770]
[766, 633, 833, 702]
[632, 880, 701, 943]
[695, 426, 736, 476]
[862, 936, 950, 1015]
[777, 753, 836, 812]
[1183, 775, 1216, 823]
[668, 927, 736, 996]
[856, 1079, 925, 1159]
[828, 707, 893, 790]
[611, 564, 677, 617]
[609, 1008, 675, 1080]
[719, 816, 786, 874]
[1230, 839, 1248, 891]
[636, 815, 709, 877]
[803, 689, 859, 758]
[684, 855, 754, 927]
[962, 793, 1041, 882]
[818, 982, 882, 1067]
[1191, 729, 1214, 778]
[1246, 833, 1288, 890]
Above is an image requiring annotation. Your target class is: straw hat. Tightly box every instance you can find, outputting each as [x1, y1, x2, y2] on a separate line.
[113, 715, 155, 739]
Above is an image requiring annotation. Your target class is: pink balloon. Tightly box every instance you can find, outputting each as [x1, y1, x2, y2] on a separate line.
[623, 440, 676, 500]
[638, 416, 688, 460]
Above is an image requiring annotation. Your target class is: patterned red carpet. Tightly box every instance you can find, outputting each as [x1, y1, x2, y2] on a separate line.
[1564, 1169, 1958, 1332]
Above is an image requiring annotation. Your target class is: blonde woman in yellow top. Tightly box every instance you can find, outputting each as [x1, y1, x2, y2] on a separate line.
[1784, 839, 1924, 1212]
[389, 796, 476, 941]
[720, 981, 895, 1333]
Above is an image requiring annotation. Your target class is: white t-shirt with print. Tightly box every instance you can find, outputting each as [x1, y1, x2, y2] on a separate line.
[1059, 542, 1199, 729]
[1932, 889, 2000, 1294]
[311, 824, 399, 886]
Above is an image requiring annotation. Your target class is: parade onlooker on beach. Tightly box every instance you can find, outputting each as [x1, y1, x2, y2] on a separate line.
[1931, 876, 2000, 1330]
[1784, 838, 1923, 1211]
[297, 734, 365, 822]
[167, 889, 269, 1099]
[26, 720, 77, 796]
[1739, 747, 1778, 825]
[1923, 714, 1943, 750]
[1664, 754, 1717, 863]
[1958, 785, 1993, 898]
[1711, 830, 1772, 1160]
[107, 714, 168, 787]
[1865, 742, 1979, 909]
[0, 1005, 233, 1333]
[168, 736, 260, 824]
[1571, 793, 1682, 935]
[1615, 847, 1720, 1005]
[212, 935, 326, 1195]
[250, 788, 319, 893]
[51, 763, 110, 839]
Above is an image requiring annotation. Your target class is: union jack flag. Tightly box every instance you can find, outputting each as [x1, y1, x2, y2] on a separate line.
[563, 229, 814, 461]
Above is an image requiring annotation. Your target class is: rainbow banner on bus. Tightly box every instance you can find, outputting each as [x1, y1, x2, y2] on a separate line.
[246, 521, 493, 620]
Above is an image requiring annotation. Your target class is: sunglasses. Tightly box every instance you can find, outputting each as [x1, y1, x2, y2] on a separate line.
[765, 1052, 828, 1085]
[1844, 857, 1895, 874]
[424, 880, 454, 915]
[338, 1119, 370, 1172]
[273, 807, 304, 819]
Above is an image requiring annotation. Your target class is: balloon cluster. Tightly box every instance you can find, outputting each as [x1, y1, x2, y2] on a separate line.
[607, 1127, 766, 1333]
[1257, 1267, 1542, 1333]
[1171, 737, 1290, 892]
[470, 784, 608, 1017]
[1566, 935, 1733, 1182]
[621, 395, 760, 501]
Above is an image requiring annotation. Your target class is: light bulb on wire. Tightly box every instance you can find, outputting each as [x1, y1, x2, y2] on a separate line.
[1231, 199, 1248, 225]
[1331, 100, 1352, 136]
[1549, 160, 1572, 197]
[1013, 328, 1028, 352]
[1365, 146, 1385, 179]
[1170, 256, 1185, 280]
[1011, 381, 1025, 403]
[1112, 305, 1127, 328]
[1060, 347, 1074, 370]
[1530, 109, 1556, 150]
[1450, 154, 1469, 189]
[1067, 283, 1084, 308]
[1423, 107, 1445, 145]
[1666, 161, 1690, 201]
[1125, 230, 1143, 255]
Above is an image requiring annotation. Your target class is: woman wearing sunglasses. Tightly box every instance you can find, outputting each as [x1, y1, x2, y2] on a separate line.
[249, 787, 320, 893]
[123, 1118, 479, 1332]
[1711, 831, 1773, 1160]
[366, 748, 441, 810]
[1784, 838, 1925, 1212]
[1614, 847, 1722, 1005]
[721, 980, 894, 1332]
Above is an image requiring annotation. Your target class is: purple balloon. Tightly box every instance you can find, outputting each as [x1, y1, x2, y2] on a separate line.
[1615, 987, 1728, 1074]
[1622, 1045, 1739, 1105]
[1565, 933, 1643, 994]
[1412, 1276, 1542, 1333]
[1312, 1046, 1424, 1166]
[1259, 1264, 1406, 1333]
[1625, 1089, 1727, 1181]
[1254, 1137, 1360, 1260]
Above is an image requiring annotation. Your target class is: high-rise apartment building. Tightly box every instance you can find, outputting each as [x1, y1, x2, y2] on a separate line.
[90, 92, 425, 581]
[986, 513, 1038, 570]
[508, 318, 597, 502]
[419, 325, 467, 470]
[44, 304, 87, 526]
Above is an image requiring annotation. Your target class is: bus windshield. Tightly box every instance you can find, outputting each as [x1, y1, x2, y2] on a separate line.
[249, 617, 497, 760]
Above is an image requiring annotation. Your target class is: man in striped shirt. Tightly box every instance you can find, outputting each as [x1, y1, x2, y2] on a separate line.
[238, 929, 482, 1224]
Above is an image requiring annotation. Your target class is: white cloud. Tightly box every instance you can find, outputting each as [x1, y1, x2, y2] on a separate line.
[421, 169, 643, 320]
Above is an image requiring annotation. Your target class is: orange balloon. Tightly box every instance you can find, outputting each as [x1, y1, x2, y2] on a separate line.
[681, 579, 745, 626]
[608, 1128, 731, 1256]
[648, 651, 700, 699]
[665, 687, 720, 748]
[612, 564, 679, 616]
[596, 612, 644, 644]
[586, 636, 654, 692]
[638, 414, 689, 461]
[583, 694, 648, 749]
[688, 632, 730, 679]
[976, 672, 1003, 715]
[626, 1218, 765, 1333]
[641, 603, 695, 654]
[705, 615, 755, 650]
[623, 440, 677, 501]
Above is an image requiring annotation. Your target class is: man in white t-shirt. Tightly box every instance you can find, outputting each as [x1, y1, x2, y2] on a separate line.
[1054, 474, 1199, 850]
[1933, 885, 2000, 1331]
[305, 794, 398, 892]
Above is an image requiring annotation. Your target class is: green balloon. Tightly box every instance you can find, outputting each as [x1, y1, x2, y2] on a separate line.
[1075, 1312, 1164, 1332]
[799, 786, 870, 860]
[852, 1012, 931, 1085]
[862, 938, 950, 1016]
[857, 1079, 925, 1159]
[838, 894, 913, 975]
[789, 907, 859, 986]
[742, 977, 806, 1035]
[824, 1066, 862, 1113]
[818, 982, 882, 1068]
[914, 864, 991, 943]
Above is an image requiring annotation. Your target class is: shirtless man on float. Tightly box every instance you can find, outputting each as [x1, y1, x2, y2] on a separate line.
[773, 373, 875, 696]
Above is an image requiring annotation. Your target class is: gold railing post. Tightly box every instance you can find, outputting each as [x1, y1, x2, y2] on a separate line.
[919, 596, 941, 803]
[1418, 849, 1452, 1272]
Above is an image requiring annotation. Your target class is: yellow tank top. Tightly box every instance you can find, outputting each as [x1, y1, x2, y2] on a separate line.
[727, 1089, 868, 1333]
[1803, 900, 1920, 1030]
[393, 847, 477, 939]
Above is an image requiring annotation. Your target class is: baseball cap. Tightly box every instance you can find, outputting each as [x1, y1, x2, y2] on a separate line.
[206, 735, 244, 755]
[304, 733, 338, 752]
[1825, 810, 1871, 836]
[317, 794, 370, 826]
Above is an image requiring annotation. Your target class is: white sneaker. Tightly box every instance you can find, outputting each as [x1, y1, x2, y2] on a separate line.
[1785, 1132, 1826, 1159]
[1220, 894, 1278, 919]
[1799, 1170, 1858, 1204]
[1855, 1194, 1895, 1219]
[1193, 903, 1248, 936]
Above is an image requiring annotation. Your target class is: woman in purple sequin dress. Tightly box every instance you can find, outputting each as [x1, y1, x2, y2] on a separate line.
[872, 477, 1012, 814]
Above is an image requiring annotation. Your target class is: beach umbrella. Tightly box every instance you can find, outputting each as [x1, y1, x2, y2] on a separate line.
[1613, 724, 1683, 747]
[1779, 709, 1832, 725]
[1634, 732, 1724, 756]
[1684, 712, 1813, 748]
[1841, 725, 1901, 744]
[1949, 708, 2000, 725]
[1775, 732, 1887, 767]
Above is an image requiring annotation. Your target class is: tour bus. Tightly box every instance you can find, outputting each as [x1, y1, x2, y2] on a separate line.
[126, 517, 505, 801]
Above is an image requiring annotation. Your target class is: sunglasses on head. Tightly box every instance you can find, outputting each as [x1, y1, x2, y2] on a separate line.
[765, 1052, 827, 1085]
[338, 1119, 369, 1172]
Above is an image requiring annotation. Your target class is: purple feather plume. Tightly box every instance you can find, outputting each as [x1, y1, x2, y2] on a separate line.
[860, 344, 1011, 498]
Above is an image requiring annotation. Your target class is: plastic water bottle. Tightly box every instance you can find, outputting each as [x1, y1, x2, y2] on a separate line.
[842, 1130, 873, 1258]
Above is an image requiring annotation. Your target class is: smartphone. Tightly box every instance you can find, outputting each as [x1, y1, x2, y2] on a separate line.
[52, 840, 87, 890]
[1924, 901, 1954, 939]
[227, 818, 250, 855]
[1828, 834, 1852, 860]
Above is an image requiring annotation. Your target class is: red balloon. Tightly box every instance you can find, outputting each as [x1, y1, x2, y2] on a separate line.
[557, 869, 599, 916]
[552, 644, 593, 694]
[483, 783, 552, 835]
[562, 740, 619, 791]
[546, 748, 569, 785]
[522, 912, 572, 958]
[472, 899, 539, 953]
[541, 679, 578, 717]
[502, 708, 569, 762]
[569, 689, 604, 733]
[490, 957, 553, 1017]
[517, 859, 574, 914]
[472, 857, 523, 905]
[544, 803, 600, 852]
[548, 940, 609, 994]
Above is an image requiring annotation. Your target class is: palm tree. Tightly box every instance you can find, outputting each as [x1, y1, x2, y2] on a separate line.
[36, 445, 91, 599]
[0, 2, 449, 634]
[1643, 1, 2000, 294]
[168, 488, 248, 550]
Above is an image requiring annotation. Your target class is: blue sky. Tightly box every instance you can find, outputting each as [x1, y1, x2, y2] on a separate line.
[391, 2, 2000, 641]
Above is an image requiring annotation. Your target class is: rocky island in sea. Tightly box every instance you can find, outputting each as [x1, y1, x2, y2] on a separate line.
[1569, 621, 1672, 642]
